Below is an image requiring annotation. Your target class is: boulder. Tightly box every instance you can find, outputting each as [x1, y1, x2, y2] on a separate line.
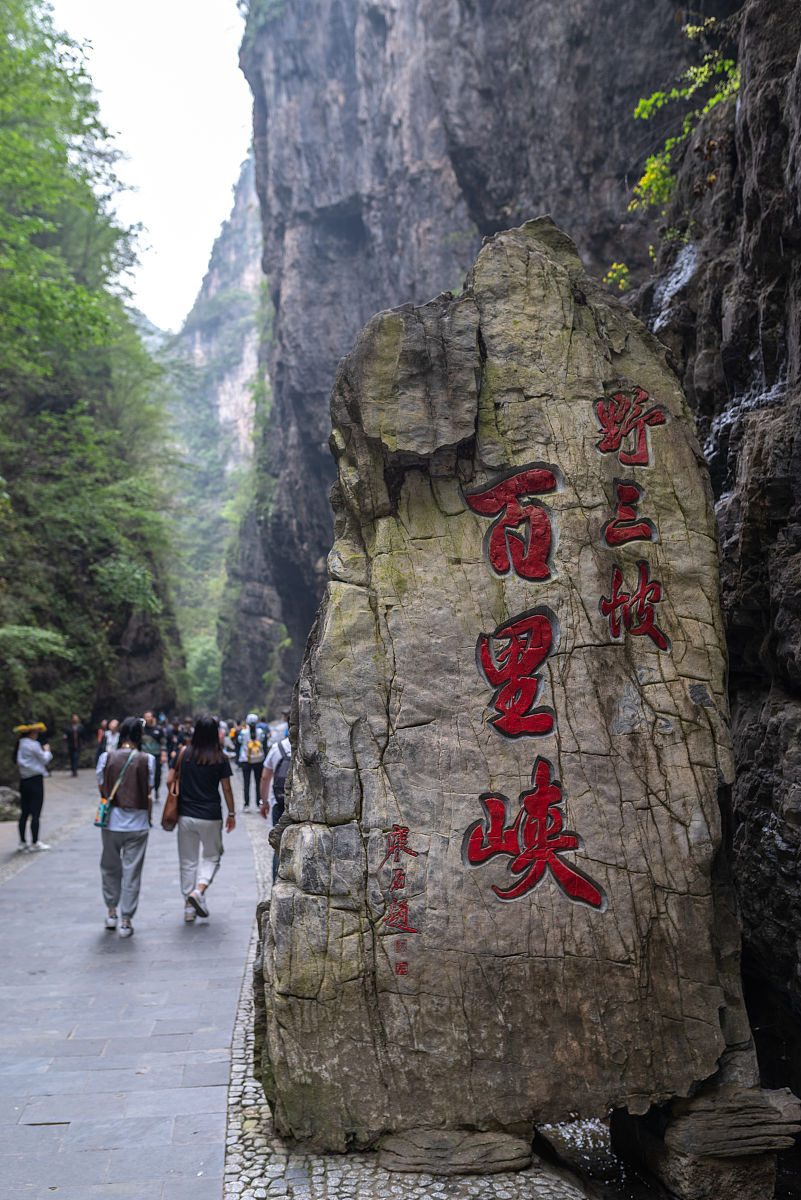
[258, 220, 769, 1177]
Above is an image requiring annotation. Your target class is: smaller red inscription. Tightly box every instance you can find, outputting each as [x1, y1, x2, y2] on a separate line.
[477, 609, 556, 737]
[379, 826, 419, 869]
[384, 900, 419, 934]
[599, 561, 669, 651]
[395, 961, 409, 976]
[602, 481, 656, 547]
[466, 465, 557, 581]
[395, 938, 407, 953]
[595, 386, 667, 466]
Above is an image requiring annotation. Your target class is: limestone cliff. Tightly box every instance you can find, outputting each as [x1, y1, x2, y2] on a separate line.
[231, 0, 736, 703]
[235, 0, 801, 1097]
[168, 156, 263, 714]
[630, 0, 801, 1067]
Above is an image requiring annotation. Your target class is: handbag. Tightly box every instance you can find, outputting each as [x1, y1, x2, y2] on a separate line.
[94, 750, 136, 827]
[161, 746, 185, 832]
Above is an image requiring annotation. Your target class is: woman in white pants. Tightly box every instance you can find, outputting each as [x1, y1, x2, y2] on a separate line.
[167, 715, 235, 923]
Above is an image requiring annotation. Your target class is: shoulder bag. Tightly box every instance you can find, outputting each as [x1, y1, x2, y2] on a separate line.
[161, 746, 186, 832]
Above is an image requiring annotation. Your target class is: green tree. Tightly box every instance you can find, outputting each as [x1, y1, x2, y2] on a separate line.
[0, 1, 181, 780]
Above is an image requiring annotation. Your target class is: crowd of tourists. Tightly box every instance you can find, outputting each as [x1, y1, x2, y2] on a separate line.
[11, 706, 292, 939]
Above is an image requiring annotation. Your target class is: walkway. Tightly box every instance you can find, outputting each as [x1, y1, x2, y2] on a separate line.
[0, 771, 628, 1199]
[0, 769, 257, 1199]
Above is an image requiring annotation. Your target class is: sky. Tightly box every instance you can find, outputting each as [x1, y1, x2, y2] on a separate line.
[49, 0, 253, 332]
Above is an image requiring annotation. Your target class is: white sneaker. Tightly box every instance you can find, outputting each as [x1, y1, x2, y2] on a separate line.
[184, 902, 196, 923]
[17, 841, 29, 852]
[188, 888, 209, 917]
[105, 912, 118, 930]
[119, 922, 134, 938]
[31, 841, 50, 851]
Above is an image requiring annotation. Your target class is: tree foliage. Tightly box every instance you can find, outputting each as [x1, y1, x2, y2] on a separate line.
[628, 15, 740, 213]
[0, 1, 180, 779]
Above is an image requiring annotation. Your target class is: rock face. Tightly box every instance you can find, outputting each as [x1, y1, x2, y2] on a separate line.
[233, 0, 736, 699]
[631, 0, 801, 1051]
[255, 221, 764, 1168]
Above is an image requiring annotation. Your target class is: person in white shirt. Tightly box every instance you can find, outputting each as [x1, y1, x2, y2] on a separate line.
[14, 722, 53, 852]
[259, 733, 291, 880]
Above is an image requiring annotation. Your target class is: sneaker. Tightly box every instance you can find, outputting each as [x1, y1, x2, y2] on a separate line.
[188, 888, 209, 918]
[105, 912, 117, 930]
[17, 841, 29, 852]
[119, 922, 134, 938]
[184, 902, 196, 923]
[31, 841, 51, 851]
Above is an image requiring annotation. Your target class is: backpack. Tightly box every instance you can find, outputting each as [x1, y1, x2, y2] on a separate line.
[246, 736, 264, 764]
[272, 740, 291, 807]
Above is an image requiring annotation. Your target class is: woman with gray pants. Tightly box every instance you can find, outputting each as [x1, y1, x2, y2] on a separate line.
[96, 717, 154, 938]
[167, 715, 235, 923]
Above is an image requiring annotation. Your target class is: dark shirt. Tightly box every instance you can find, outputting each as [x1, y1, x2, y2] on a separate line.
[177, 751, 233, 821]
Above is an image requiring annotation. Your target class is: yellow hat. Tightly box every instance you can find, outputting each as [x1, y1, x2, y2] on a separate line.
[14, 722, 46, 735]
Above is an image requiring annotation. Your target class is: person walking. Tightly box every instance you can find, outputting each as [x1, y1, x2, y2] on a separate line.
[14, 722, 52, 851]
[96, 717, 153, 938]
[63, 714, 84, 776]
[259, 729, 291, 881]
[166, 715, 235, 923]
[236, 713, 265, 811]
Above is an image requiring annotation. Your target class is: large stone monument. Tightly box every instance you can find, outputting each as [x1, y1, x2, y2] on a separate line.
[254, 220, 799, 1194]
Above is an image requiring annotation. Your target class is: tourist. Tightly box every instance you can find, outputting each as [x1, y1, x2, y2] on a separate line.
[96, 716, 154, 938]
[167, 714, 235, 923]
[63, 713, 85, 776]
[259, 728, 291, 880]
[236, 713, 265, 811]
[141, 710, 165, 799]
[14, 722, 52, 851]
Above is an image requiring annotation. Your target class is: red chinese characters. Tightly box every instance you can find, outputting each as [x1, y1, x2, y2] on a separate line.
[601, 481, 656, 547]
[465, 758, 605, 908]
[379, 827, 420, 949]
[599, 562, 669, 652]
[465, 465, 557, 580]
[476, 609, 556, 737]
[379, 825, 419, 869]
[595, 386, 667, 467]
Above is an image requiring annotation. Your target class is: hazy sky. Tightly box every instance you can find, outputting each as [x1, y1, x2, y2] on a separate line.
[49, 0, 253, 331]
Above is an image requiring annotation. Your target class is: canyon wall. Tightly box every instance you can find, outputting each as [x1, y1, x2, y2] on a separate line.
[235, 0, 801, 1079]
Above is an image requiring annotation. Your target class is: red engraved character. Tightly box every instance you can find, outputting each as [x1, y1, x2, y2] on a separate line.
[379, 825, 419, 869]
[383, 900, 418, 934]
[395, 939, 407, 953]
[602, 481, 656, 547]
[466, 464, 558, 581]
[599, 561, 670, 652]
[464, 758, 606, 909]
[389, 868, 406, 892]
[395, 961, 409, 976]
[595, 386, 667, 467]
[477, 608, 556, 737]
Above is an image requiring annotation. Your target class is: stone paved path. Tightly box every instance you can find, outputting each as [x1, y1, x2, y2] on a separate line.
[0, 769, 256, 1200]
[0, 770, 638, 1199]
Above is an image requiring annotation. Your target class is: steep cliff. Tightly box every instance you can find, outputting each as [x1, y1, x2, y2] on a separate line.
[234, 0, 801, 1095]
[629, 0, 801, 1071]
[232, 0, 737, 702]
[168, 156, 263, 713]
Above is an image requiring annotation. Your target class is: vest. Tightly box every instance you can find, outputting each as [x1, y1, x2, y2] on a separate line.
[103, 748, 150, 810]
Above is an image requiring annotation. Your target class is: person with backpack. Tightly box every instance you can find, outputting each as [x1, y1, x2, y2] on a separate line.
[236, 712, 265, 810]
[259, 731, 291, 881]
